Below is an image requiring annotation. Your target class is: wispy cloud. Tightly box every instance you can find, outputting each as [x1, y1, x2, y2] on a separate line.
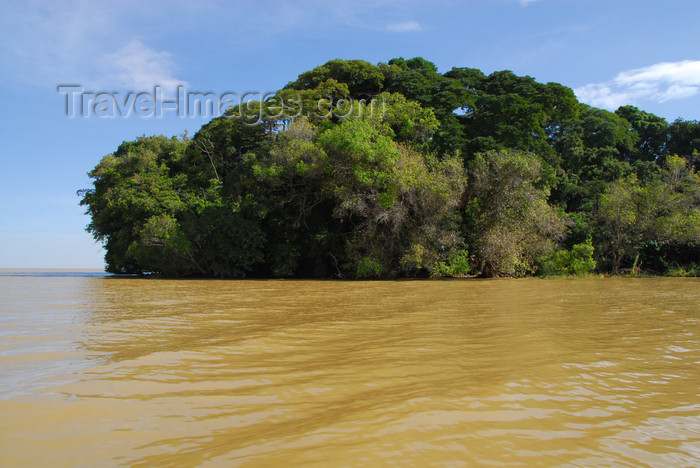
[386, 20, 422, 32]
[0, 1, 186, 90]
[575, 60, 700, 110]
[0, 0, 455, 91]
[518, 0, 540, 6]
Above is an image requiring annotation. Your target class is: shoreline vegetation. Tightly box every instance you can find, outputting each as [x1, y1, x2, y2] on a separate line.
[79, 58, 700, 279]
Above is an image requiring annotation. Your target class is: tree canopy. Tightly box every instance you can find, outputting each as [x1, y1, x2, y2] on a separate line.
[80, 57, 700, 277]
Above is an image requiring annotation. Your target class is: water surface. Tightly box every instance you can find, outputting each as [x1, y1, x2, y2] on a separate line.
[1, 277, 699, 466]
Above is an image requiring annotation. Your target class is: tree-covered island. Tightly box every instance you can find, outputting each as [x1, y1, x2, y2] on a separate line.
[79, 58, 700, 278]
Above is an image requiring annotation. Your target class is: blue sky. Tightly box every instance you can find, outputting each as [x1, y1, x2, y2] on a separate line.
[1, 0, 699, 269]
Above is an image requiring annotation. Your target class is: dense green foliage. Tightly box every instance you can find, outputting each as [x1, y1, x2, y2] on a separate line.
[80, 58, 700, 277]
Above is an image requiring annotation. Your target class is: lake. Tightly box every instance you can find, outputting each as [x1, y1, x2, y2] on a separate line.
[1, 275, 699, 466]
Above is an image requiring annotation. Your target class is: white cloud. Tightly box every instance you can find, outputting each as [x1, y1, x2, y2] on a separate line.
[386, 20, 422, 32]
[574, 84, 632, 110]
[575, 60, 700, 110]
[519, 0, 540, 5]
[99, 40, 184, 91]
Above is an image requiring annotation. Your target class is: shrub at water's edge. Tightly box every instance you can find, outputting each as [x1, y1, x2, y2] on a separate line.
[539, 238, 597, 277]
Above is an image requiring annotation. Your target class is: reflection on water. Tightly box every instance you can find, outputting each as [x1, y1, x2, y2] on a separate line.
[1, 277, 699, 466]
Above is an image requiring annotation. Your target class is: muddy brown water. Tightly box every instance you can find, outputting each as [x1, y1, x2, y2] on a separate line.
[1, 276, 699, 466]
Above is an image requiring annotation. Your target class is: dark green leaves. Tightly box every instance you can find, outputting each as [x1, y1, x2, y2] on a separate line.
[79, 57, 699, 277]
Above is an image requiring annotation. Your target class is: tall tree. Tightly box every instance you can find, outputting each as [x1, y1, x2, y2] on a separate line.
[465, 149, 567, 277]
[79, 136, 195, 274]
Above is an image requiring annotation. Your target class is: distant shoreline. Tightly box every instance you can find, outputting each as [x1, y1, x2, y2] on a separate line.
[0, 268, 106, 273]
